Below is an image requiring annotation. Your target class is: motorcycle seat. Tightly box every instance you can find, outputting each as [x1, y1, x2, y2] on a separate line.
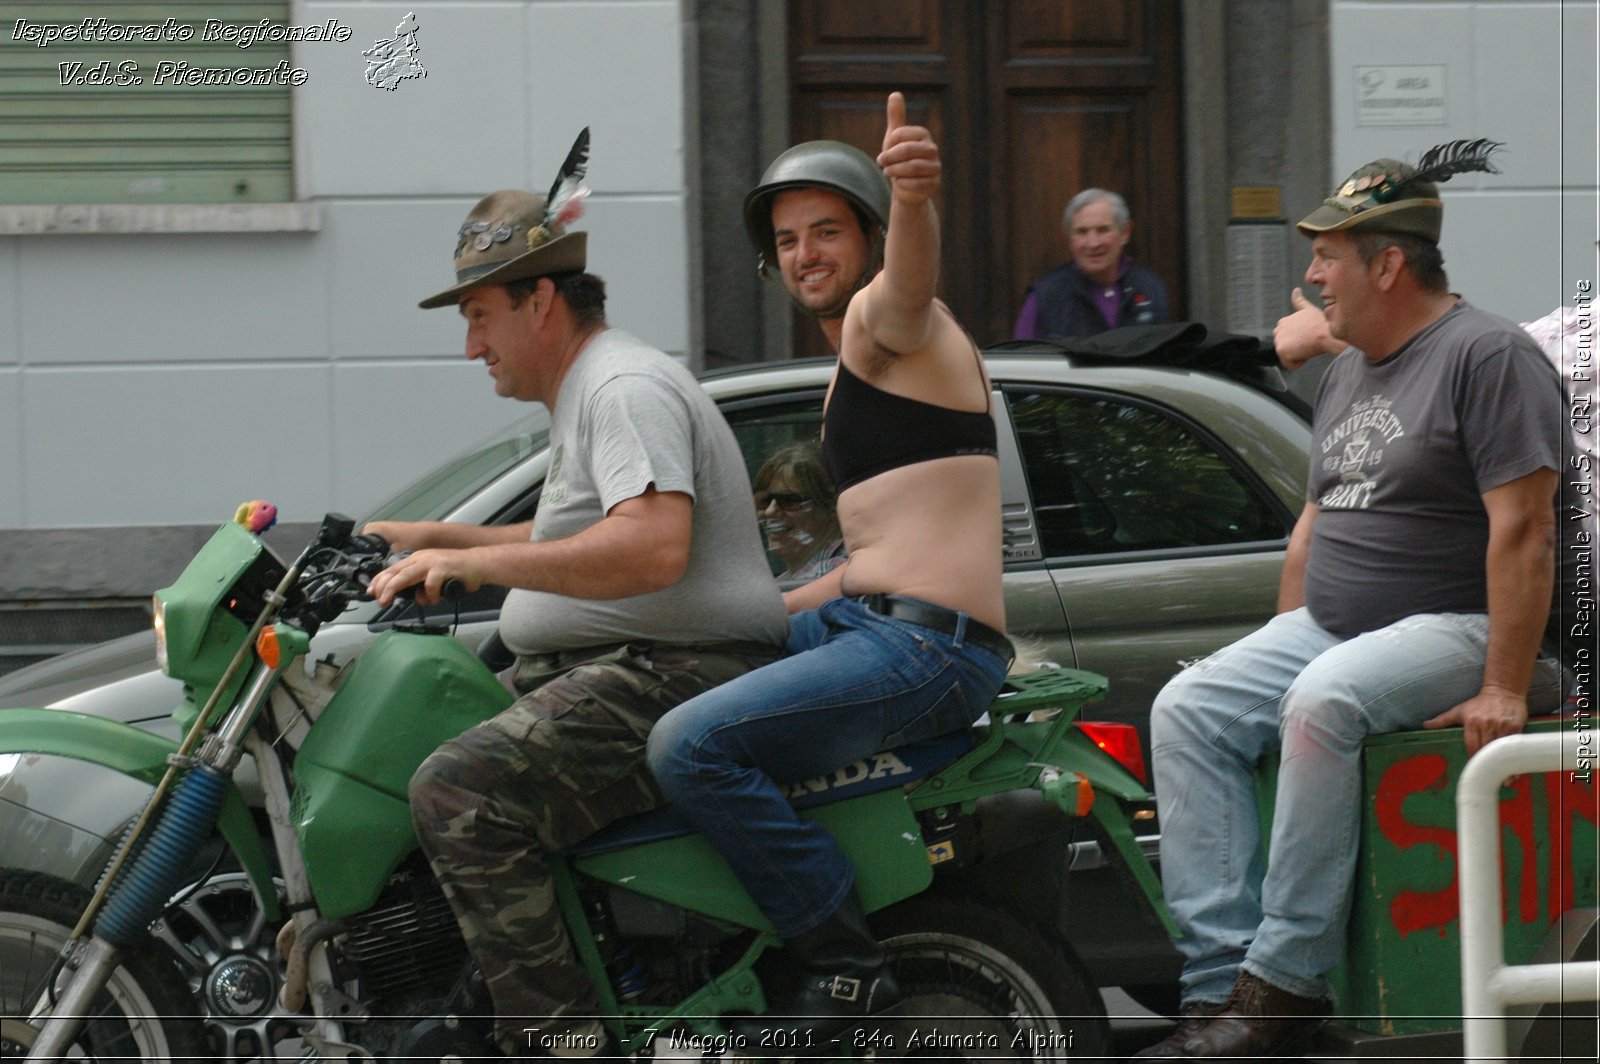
[566, 728, 978, 857]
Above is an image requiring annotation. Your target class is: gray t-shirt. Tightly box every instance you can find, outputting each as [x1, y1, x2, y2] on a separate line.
[499, 329, 788, 654]
[1304, 301, 1563, 638]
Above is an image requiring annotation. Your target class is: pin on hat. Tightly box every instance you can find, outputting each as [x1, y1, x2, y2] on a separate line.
[1297, 138, 1503, 244]
[420, 128, 593, 309]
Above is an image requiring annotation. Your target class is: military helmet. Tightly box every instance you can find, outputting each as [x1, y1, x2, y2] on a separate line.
[743, 140, 891, 272]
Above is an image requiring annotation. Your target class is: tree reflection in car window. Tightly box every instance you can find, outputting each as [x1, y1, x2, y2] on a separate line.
[1009, 391, 1286, 557]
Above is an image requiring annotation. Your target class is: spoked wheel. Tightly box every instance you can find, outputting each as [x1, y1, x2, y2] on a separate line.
[150, 872, 305, 1062]
[861, 893, 1108, 1061]
[0, 869, 207, 1062]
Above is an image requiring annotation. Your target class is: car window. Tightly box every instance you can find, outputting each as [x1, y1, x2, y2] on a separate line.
[361, 413, 550, 626]
[719, 396, 832, 579]
[1008, 388, 1287, 557]
[722, 397, 828, 485]
[363, 412, 552, 524]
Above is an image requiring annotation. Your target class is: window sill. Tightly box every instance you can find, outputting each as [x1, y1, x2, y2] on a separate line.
[0, 203, 322, 236]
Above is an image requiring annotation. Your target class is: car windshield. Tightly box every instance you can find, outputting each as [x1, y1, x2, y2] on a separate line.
[363, 411, 551, 523]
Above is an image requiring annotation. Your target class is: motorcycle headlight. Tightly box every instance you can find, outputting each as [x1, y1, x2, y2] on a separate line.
[152, 595, 168, 672]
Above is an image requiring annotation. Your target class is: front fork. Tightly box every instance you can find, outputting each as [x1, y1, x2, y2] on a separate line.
[24, 660, 284, 1061]
[24, 938, 126, 1060]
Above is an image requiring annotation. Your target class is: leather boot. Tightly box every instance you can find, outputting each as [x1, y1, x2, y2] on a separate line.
[1176, 970, 1330, 1058]
[1129, 1000, 1225, 1059]
[732, 894, 901, 1051]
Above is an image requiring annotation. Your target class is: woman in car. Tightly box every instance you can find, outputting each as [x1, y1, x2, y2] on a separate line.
[754, 442, 847, 581]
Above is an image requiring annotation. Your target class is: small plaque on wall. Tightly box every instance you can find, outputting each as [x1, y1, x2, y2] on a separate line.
[1231, 186, 1283, 220]
[1226, 221, 1289, 337]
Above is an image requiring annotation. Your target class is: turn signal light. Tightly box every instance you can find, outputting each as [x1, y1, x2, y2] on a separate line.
[256, 626, 282, 669]
[1068, 771, 1095, 817]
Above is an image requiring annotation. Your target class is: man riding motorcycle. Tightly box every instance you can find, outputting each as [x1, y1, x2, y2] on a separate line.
[365, 137, 787, 1057]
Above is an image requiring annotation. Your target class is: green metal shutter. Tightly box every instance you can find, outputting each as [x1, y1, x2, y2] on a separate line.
[0, 2, 293, 204]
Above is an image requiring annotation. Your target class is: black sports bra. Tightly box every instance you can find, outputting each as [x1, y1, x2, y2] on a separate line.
[820, 350, 998, 492]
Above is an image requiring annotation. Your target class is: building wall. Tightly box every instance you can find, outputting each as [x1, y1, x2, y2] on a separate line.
[3, 0, 1596, 617]
[1328, 1, 1597, 325]
[1208, 0, 1334, 354]
[0, 0, 690, 608]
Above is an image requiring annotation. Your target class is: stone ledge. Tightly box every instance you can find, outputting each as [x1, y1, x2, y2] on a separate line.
[0, 203, 322, 236]
[0, 600, 152, 646]
[0, 523, 321, 599]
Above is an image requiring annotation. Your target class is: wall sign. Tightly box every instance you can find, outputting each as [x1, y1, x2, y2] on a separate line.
[1355, 64, 1447, 126]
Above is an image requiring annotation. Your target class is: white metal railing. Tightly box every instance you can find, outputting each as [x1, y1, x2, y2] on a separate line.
[1459, 730, 1599, 1062]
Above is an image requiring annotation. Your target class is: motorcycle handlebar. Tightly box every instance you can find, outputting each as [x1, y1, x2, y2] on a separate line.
[366, 549, 467, 604]
[283, 525, 468, 630]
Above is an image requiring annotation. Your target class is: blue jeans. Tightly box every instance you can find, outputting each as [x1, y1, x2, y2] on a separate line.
[647, 596, 1010, 938]
[1151, 607, 1564, 1004]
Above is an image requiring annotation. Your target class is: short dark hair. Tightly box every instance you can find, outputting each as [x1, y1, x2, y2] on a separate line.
[1350, 231, 1448, 293]
[504, 271, 607, 327]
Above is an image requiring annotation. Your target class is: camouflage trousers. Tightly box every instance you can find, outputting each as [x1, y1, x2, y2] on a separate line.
[408, 639, 780, 1054]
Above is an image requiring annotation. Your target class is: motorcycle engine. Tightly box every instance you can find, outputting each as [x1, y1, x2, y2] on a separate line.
[339, 860, 467, 1002]
[329, 858, 490, 1060]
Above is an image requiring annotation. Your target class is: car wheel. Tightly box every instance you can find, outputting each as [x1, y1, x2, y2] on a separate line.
[150, 872, 306, 1063]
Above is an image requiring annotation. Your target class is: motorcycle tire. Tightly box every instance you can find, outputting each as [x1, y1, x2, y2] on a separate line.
[0, 869, 208, 1063]
[864, 892, 1108, 1060]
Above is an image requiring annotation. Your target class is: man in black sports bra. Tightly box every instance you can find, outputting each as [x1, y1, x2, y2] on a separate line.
[648, 93, 1012, 1046]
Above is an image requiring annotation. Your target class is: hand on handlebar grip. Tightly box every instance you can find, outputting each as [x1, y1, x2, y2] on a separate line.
[367, 549, 471, 608]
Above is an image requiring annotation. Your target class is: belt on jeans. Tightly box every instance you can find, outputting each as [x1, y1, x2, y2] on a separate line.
[858, 594, 1013, 662]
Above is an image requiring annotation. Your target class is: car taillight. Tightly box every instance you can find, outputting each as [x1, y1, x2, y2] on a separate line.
[1075, 721, 1147, 785]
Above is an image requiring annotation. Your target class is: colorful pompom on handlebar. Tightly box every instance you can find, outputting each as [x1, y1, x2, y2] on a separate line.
[234, 499, 278, 534]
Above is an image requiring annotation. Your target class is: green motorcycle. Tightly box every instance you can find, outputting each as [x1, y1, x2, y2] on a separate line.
[0, 511, 1150, 1062]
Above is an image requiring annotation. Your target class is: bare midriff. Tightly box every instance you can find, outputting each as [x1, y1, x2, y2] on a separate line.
[835, 453, 1005, 631]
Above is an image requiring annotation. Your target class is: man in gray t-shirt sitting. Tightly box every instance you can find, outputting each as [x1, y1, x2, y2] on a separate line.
[363, 139, 787, 1058]
[1137, 142, 1565, 1061]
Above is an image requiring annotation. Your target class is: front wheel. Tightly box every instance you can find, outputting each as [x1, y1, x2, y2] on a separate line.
[860, 892, 1108, 1060]
[0, 869, 208, 1062]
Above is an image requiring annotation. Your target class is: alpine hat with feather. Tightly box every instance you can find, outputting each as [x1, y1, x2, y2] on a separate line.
[419, 128, 593, 309]
[1297, 138, 1503, 244]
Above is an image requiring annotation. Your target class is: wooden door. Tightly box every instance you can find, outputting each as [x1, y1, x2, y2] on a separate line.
[787, 0, 1185, 357]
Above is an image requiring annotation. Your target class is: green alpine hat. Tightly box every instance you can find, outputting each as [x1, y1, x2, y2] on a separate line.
[418, 189, 588, 309]
[1296, 138, 1503, 244]
[420, 129, 592, 309]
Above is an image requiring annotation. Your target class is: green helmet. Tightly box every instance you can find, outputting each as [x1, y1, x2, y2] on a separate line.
[743, 140, 891, 276]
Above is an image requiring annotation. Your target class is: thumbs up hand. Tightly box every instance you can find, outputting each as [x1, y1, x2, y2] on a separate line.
[877, 91, 940, 206]
[1274, 287, 1338, 370]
